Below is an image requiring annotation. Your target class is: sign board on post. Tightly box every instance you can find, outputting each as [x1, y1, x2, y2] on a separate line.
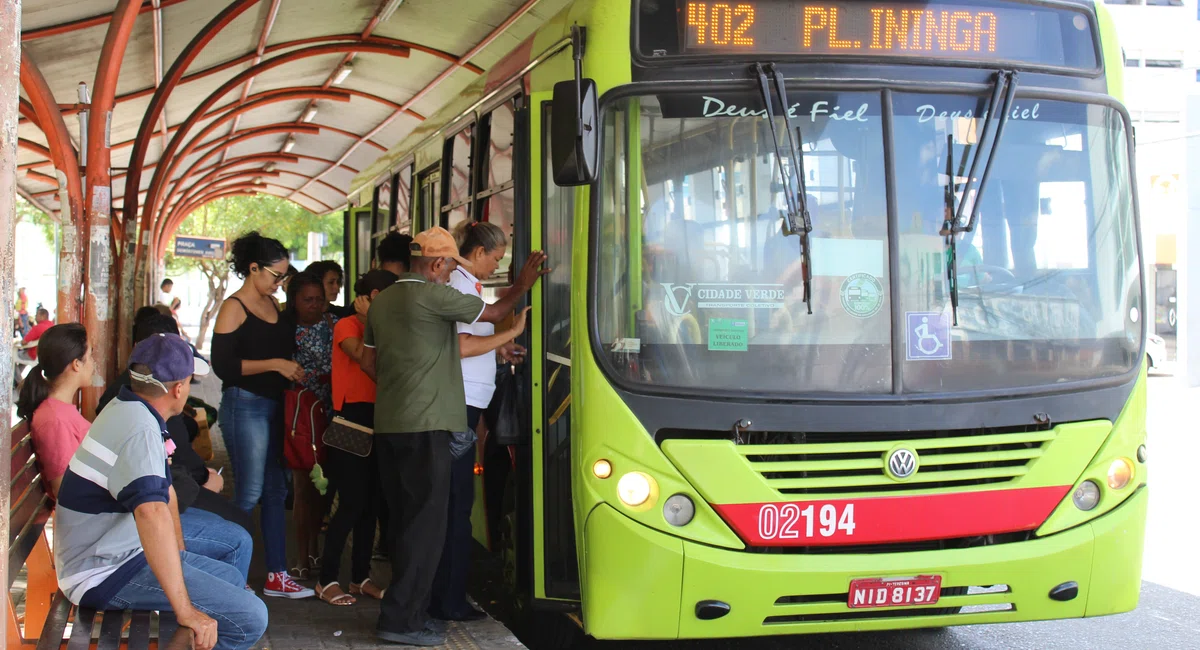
[174, 236, 226, 260]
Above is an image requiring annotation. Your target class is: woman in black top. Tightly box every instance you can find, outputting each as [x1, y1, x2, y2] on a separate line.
[212, 232, 315, 600]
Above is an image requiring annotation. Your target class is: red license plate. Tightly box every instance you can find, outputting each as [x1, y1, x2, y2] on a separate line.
[848, 575, 942, 609]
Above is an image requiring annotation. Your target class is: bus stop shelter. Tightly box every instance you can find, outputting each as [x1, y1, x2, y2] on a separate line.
[0, 0, 571, 636]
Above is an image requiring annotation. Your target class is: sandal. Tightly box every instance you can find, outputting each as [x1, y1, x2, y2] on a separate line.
[289, 565, 310, 581]
[315, 582, 356, 607]
[349, 578, 385, 600]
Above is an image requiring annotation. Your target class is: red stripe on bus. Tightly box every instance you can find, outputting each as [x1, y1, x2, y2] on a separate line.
[711, 485, 1072, 547]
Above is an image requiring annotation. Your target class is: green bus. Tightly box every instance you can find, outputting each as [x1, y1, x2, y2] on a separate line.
[344, 0, 1147, 643]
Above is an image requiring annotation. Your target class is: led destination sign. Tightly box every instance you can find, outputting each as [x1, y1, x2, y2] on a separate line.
[672, 1, 1098, 69]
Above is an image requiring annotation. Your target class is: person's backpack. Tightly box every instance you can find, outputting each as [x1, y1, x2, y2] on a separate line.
[283, 386, 327, 471]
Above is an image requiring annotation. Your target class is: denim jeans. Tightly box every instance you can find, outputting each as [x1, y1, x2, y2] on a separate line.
[106, 551, 268, 650]
[219, 387, 289, 573]
[180, 507, 253, 583]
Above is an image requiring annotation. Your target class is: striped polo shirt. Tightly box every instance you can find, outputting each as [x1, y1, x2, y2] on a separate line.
[53, 387, 172, 608]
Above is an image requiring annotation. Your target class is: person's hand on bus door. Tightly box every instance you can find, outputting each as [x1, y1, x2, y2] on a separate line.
[480, 255, 547, 324]
[499, 342, 527, 365]
[514, 251, 551, 293]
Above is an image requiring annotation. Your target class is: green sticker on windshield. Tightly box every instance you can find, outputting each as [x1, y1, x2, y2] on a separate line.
[841, 273, 884, 319]
[708, 319, 749, 352]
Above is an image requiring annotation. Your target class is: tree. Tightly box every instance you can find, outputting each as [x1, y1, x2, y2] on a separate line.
[167, 194, 343, 349]
[15, 196, 56, 247]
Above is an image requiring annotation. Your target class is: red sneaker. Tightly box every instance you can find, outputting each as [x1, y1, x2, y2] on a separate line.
[263, 571, 316, 599]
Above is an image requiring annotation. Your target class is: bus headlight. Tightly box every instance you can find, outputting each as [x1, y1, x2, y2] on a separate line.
[663, 494, 695, 527]
[617, 472, 654, 507]
[592, 459, 613, 479]
[1107, 458, 1135, 490]
[1072, 480, 1101, 511]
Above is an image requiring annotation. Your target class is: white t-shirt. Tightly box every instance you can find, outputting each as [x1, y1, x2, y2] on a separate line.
[450, 268, 497, 409]
[158, 290, 172, 306]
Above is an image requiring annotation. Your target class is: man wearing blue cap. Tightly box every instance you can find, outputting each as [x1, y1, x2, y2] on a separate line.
[54, 334, 268, 650]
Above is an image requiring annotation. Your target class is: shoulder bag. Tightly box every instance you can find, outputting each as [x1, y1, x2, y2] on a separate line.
[324, 416, 374, 457]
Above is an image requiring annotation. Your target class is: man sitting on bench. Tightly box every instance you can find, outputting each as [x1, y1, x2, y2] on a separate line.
[53, 334, 268, 650]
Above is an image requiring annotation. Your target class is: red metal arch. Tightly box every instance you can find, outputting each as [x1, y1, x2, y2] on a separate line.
[166, 168, 285, 220]
[60, 33, 481, 119]
[25, 170, 58, 185]
[140, 41, 412, 249]
[152, 120, 381, 236]
[146, 88, 351, 218]
[143, 41, 413, 240]
[158, 184, 332, 256]
[17, 139, 51, 158]
[164, 171, 284, 232]
[150, 123, 321, 244]
[107, 84, 426, 156]
[18, 49, 84, 233]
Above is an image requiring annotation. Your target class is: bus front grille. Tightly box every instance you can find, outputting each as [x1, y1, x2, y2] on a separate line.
[763, 585, 1015, 625]
[736, 428, 1056, 497]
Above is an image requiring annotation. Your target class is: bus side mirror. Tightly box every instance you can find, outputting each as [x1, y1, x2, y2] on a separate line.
[551, 78, 598, 187]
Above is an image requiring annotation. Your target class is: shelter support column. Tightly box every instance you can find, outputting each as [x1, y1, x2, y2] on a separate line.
[82, 0, 141, 417]
[1, 0, 22, 621]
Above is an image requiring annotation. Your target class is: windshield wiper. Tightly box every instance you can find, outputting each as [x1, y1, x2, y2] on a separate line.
[943, 70, 1019, 325]
[754, 62, 813, 314]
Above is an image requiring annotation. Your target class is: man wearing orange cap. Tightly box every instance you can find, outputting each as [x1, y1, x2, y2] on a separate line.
[361, 226, 547, 646]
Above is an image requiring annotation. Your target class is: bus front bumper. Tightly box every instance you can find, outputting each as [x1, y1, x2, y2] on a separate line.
[581, 486, 1146, 640]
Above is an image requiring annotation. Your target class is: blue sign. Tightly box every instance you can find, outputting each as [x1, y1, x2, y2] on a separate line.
[906, 311, 952, 361]
[174, 236, 226, 260]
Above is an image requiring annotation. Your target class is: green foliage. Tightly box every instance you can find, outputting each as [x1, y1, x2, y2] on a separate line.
[16, 196, 56, 247]
[166, 194, 343, 275]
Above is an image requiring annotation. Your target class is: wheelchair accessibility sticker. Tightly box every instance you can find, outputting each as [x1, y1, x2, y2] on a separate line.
[906, 311, 952, 361]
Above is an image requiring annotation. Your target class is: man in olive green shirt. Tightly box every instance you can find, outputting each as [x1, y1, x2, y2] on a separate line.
[361, 226, 546, 646]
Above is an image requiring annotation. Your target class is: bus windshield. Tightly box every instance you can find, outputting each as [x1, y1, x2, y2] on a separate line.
[594, 90, 1140, 396]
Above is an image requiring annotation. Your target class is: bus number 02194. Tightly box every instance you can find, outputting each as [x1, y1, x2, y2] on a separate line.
[757, 503, 856, 540]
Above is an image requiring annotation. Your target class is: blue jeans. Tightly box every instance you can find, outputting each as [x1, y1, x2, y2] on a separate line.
[107, 551, 268, 650]
[219, 387, 288, 573]
[180, 508, 253, 584]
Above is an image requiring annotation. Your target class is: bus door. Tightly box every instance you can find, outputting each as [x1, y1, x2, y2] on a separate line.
[532, 98, 580, 602]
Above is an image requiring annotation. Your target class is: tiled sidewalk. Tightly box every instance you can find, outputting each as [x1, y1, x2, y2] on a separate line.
[193, 374, 525, 650]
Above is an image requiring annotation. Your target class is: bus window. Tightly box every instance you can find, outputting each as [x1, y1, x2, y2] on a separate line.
[396, 164, 413, 234]
[372, 178, 392, 262]
[416, 164, 441, 232]
[477, 98, 519, 278]
[892, 94, 1139, 391]
[443, 126, 474, 228]
[598, 92, 891, 394]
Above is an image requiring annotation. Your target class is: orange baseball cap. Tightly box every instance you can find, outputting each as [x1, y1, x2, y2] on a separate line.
[411, 227, 470, 267]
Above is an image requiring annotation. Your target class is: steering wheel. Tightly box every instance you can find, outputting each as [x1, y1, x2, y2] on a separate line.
[959, 264, 1017, 289]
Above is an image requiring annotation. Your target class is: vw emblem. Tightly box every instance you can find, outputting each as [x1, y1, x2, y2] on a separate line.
[887, 448, 919, 480]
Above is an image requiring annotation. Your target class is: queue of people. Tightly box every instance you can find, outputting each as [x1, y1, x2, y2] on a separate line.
[12, 220, 546, 649]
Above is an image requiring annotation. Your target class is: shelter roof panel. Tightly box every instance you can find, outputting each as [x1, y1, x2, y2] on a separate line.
[21, 0, 121, 33]
[263, 0, 377, 47]
[161, 1, 253, 75]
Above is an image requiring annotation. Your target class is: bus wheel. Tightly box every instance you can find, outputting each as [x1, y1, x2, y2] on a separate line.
[498, 475, 585, 649]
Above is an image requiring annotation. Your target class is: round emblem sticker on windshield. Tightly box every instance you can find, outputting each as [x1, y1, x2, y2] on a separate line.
[840, 273, 884, 319]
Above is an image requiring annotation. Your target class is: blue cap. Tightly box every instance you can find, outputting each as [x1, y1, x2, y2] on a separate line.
[129, 333, 210, 390]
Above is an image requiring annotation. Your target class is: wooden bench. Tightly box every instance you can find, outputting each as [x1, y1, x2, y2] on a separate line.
[7, 421, 192, 649]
